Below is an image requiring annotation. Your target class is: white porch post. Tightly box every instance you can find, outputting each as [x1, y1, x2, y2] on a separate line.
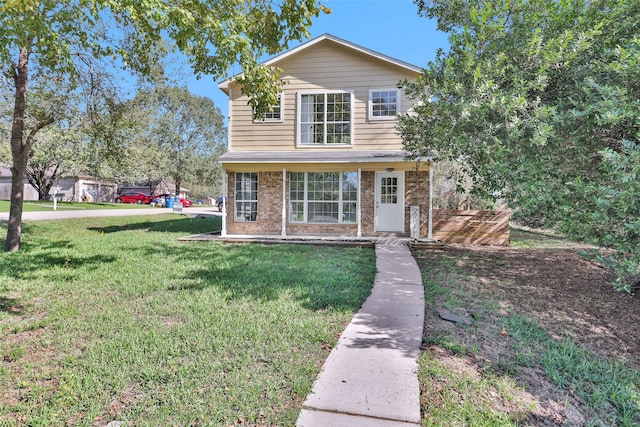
[281, 168, 287, 237]
[357, 168, 362, 238]
[428, 166, 434, 240]
[221, 169, 227, 237]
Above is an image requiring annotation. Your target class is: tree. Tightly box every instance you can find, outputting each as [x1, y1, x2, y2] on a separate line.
[14, 73, 87, 200]
[25, 125, 85, 200]
[430, 159, 498, 210]
[0, 0, 328, 252]
[131, 86, 227, 197]
[400, 0, 640, 290]
[80, 76, 148, 186]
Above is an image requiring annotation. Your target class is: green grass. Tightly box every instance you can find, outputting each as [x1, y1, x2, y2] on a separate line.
[415, 247, 640, 426]
[510, 225, 593, 250]
[0, 215, 376, 426]
[0, 200, 155, 212]
[420, 355, 527, 426]
[502, 316, 640, 426]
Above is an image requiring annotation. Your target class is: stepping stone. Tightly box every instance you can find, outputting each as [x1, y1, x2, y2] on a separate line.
[438, 310, 472, 325]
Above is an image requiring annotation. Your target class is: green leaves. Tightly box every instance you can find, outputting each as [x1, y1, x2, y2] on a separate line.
[400, 0, 640, 289]
[571, 142, 640, 291]
[127, 85, 227, 194]
[1, 0, 329, 121]
[2, 0, 328, 250]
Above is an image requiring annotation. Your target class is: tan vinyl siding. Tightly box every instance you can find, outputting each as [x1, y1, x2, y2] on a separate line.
[228, 42, 419, 152]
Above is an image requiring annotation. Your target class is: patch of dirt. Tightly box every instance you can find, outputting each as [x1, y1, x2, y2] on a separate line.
[413, 241, 639, 426]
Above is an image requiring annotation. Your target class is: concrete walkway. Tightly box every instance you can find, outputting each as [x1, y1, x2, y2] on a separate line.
[2, 206, 426, 424]
[297, 241, 424, 426]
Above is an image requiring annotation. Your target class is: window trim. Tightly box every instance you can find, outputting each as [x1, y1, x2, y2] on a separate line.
[368, 88, 401, 121]
[289, 171, 358, 224]
[253, 93, 284, 123]
[234, 172, 258, 223]
[296, 89, 354, 146]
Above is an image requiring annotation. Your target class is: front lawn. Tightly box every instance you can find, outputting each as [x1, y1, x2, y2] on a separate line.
[0, 215, 376, 426]
[0, 200, 154, 212]
[413, 229, 639, 426]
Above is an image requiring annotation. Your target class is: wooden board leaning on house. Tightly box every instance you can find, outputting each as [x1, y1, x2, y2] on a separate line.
[432, 210, 511, 246]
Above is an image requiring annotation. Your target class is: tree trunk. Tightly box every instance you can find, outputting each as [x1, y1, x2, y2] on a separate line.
[27, 164, 48, 200]
[5, 47, 30, 252]
[27, 162, 61, 200]
[6, 46, 54, 251]
[6, 161, 28, 252]
[148, 179, 160, 199]
[174, 176, 181, 197]
[38, 185, 49, 201]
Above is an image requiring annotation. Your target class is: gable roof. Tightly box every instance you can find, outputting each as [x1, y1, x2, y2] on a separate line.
[218, 33, 422, 93]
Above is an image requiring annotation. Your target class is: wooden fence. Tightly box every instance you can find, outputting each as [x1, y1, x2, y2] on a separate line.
[432, 209, 511, 246]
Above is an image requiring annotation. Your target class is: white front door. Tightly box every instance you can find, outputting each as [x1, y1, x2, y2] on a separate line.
[375, 171, 404, 232]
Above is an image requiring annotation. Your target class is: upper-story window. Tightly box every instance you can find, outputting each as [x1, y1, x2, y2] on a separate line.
[298, 90, 353, 145]
[369, 88, 400, 120]
[254, 94, 284, 122]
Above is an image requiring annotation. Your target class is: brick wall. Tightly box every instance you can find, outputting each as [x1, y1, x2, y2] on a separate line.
[405, 170, 431, 237]
[227, 171, 283, 235]
[360, 171, 375, 235]
[224, 169, 431, 237]
[286, 223, 358, 235]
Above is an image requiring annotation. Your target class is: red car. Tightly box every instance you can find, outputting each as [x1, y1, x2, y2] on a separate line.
[153, 194, 193, 207]
[115, 192, 151, 204]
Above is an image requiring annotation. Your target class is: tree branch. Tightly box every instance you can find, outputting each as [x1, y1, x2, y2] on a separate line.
[24, 117, 55, 151]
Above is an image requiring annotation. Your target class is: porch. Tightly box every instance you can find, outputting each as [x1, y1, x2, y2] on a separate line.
[178, 230, 445, 250]
[219, 163, 434, 240]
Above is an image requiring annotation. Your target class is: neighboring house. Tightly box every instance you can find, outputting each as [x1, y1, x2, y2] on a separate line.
[0, 163, 116, 202]
[0, 164, 38, 200]
[217, 34, 432, 238]
[56, 175, 117, 202]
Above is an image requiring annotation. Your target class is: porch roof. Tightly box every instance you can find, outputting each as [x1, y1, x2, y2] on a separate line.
[218, 150, 431, 164]
[218, 150, 432, 172]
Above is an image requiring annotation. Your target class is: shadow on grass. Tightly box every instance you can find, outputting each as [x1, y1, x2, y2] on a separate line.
[0, 222, 34, 252]
[29, 253, 118, 272]
[0, 218, 219, 285]
[0, 223, 117, 282]
[2, 216, 373, 314]
[0, 296, 22, 314]
[0, 247, 118, 281]
[146, 240, 376, 313]
[88, 215, 221, 235]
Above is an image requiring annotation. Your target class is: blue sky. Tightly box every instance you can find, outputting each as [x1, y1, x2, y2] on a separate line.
[183, 0, 449, 118]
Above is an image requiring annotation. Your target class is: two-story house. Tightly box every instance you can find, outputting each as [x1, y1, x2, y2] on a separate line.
[217, 34, 432, 238]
